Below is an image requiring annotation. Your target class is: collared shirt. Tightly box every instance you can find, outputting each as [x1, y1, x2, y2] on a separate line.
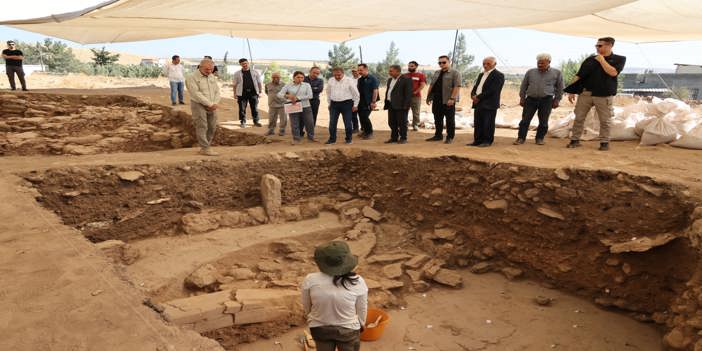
[387, 77, 399, 102]
[428, 68, 461, 104]
[476, 68, 495, 95]
[301, 272, 368, 330]
[519, 67, 564, 101]
[163, 63, 184, 82]
[357, 74, 379, 109]
[327, 76, 360, 107]
[576, 53, 626, 97]
[304, 76, 324, 100]
[185, 71, 221, 107]
[404, 72, 427, 97]
[265, 81, 286, 108]
[277, 82, 314, 108]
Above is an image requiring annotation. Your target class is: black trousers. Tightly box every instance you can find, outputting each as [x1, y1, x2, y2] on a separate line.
[6, 65, 26, 90]
[473, 108, 497, 145]
[237, 95, 259, 123]
[388, 108, 409, 141]
[431, 103, 455, 139]
[518, 96, 554, 140]
[358, 109, 373, 135]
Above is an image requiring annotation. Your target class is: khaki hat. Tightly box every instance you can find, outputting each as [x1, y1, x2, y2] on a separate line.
[314, 240, 358, 276]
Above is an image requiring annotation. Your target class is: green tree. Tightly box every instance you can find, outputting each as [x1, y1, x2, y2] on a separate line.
[91, 47, 120, 66]
[372, 41, 401, 81]
[9, 38, 84, 73]
[559, 54, 589, 86]
[447, 33, 479, 85]
[326, 42, 358, 77]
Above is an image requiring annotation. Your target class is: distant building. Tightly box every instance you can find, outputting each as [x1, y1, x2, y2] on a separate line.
[622, 65, 702, 100]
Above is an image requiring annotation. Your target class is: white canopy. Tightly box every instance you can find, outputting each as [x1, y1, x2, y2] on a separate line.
[1, 0, 701, 43]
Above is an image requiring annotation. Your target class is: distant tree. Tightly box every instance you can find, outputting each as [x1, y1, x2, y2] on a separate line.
[10, 38, 83, 73]
[91, 47, 120, 66]
[668, 86, 691, 100]
[559, 54, 589, 86]
[326, 42, 358, 77]
[447, 33, 480, 85]
[372, 41, 401, 81]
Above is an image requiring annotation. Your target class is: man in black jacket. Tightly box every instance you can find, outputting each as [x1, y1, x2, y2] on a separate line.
[384, 65, 413, 144]
[469, 57, 505, 147]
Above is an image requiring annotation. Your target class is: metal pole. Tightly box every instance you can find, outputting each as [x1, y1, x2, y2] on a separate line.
[451, 29, 459, 67]
[246, 38, 253, 64]
[359, 46, 363, 63]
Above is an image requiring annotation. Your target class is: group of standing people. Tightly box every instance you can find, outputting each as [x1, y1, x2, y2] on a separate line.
[179, 36, 625, 157]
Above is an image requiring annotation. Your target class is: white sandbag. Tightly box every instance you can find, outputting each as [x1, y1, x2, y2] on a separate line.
[670, 113, 701, 135]
[619, 100, 648, 117]
[634, 117, 656, 136]
[610, 119, 639, 141]
[664, 98, 692, 115]
[640, 117, 679, 146]
[548, 113, 574, 139]
[671, 125, 702, 150]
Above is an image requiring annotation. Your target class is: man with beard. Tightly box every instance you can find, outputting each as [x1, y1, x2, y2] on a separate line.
[404, 61, 426, 131]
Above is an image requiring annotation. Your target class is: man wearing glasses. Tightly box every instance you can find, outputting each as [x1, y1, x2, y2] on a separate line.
[566, 37, 626, 151]
[2, 41, 27, 91]
[426, 55, 461, 144]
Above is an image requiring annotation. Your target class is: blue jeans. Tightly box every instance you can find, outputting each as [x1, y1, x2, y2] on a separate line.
[169, 81, 184, 103]
[328, 100, 354, 143]
[518, 96, 554, 140]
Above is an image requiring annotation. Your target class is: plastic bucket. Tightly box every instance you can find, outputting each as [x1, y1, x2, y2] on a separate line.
[360, 308, 390, 341]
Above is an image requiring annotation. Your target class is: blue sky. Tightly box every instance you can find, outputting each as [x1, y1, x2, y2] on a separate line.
[3, 1, 702, 71]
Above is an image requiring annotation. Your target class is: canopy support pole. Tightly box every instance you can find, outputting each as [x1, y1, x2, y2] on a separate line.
[246, 38, 253, 64]
[359, 46, 363, 63]
[451, 29, 459, 67]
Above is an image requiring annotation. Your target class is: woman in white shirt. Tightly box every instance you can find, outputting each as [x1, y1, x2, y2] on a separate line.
[277, 71, 316, 144]
[301, 240, 368, 351]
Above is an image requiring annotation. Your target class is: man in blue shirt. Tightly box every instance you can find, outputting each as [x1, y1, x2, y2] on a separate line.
[302, 66, 324, 136]
[356, 64, 379, 139]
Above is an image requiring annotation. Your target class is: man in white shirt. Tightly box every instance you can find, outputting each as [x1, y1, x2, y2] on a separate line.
[185, 59, 221, 156]
[163, 55, 185, 106]
[325, 67, 360, 145]
[350, 67, 361, 133]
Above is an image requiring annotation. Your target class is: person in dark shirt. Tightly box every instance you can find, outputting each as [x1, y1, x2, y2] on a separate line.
[233, 58, 263, 127]
[356, 63, 379, 139]
[566, 37, 626, 151]
[2, 41, 27, 91]
[302, 66, 324, 136]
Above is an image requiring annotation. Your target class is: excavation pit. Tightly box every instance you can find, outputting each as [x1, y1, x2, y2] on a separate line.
[0, 92, 267, 156]
[21, 149, 702, 350]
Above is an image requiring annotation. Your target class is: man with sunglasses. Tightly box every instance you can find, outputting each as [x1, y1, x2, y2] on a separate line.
[2, 41, 27, 91]
[426, 55, 461, 144]
[566, 37, 626, 151]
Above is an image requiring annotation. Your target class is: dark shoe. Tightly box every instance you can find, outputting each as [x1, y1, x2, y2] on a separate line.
[278, 131, 285, 136]
[599, 142, 610, 151]
[467, 141, 481, 146]
[345, 140, 353, 145]
[384, 139, 398, 144]
[535, 139, 545, 145]
[362, 133, 373, 140]
[265, 130, 275, 136]
[444, 138, 453, 144]
[477, 143, 491, 148]
[426, 136, 443, 142]
[324, 140, 336, 145]
[566, 140, 581, 148]
[21, 88, 28, 91]
[513, 138, 525, 145]
[172, 102, 177, 106]
[254, 122, 263, 127]
[179, 101, 186, 105]
[399, 139, 408, 144]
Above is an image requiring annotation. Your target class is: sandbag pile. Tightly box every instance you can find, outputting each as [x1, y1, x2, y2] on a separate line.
[547, 97, 702, 149]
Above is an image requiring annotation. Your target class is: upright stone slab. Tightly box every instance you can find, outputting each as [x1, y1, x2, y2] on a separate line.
[261, 174, 282, 223]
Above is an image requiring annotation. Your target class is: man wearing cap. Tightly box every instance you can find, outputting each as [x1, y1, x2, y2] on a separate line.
[302, 240, 368, 351]
[185, 59, 221, 156]
[264, 71, 287, 136]
[2, 41, 27, 91]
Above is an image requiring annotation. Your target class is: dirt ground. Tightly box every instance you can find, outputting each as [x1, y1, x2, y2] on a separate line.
[1, 81, 702, 351]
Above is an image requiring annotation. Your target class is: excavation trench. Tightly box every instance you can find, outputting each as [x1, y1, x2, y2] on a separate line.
[21, 149, 702, 350]
[0, 92, 267, 156]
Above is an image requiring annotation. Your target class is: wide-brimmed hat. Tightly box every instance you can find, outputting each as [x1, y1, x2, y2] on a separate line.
[314, 240, 358, 276]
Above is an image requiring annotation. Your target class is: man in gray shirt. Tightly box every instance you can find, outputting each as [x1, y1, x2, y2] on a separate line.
[264, 72, 287, 136]
[514, 53, 564, 145]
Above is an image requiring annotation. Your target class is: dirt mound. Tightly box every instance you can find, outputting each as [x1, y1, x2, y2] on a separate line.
[0, 92, 267, 156]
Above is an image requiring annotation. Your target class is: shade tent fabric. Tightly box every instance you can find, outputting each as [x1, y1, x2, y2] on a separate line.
[1, 0, 701, 43]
